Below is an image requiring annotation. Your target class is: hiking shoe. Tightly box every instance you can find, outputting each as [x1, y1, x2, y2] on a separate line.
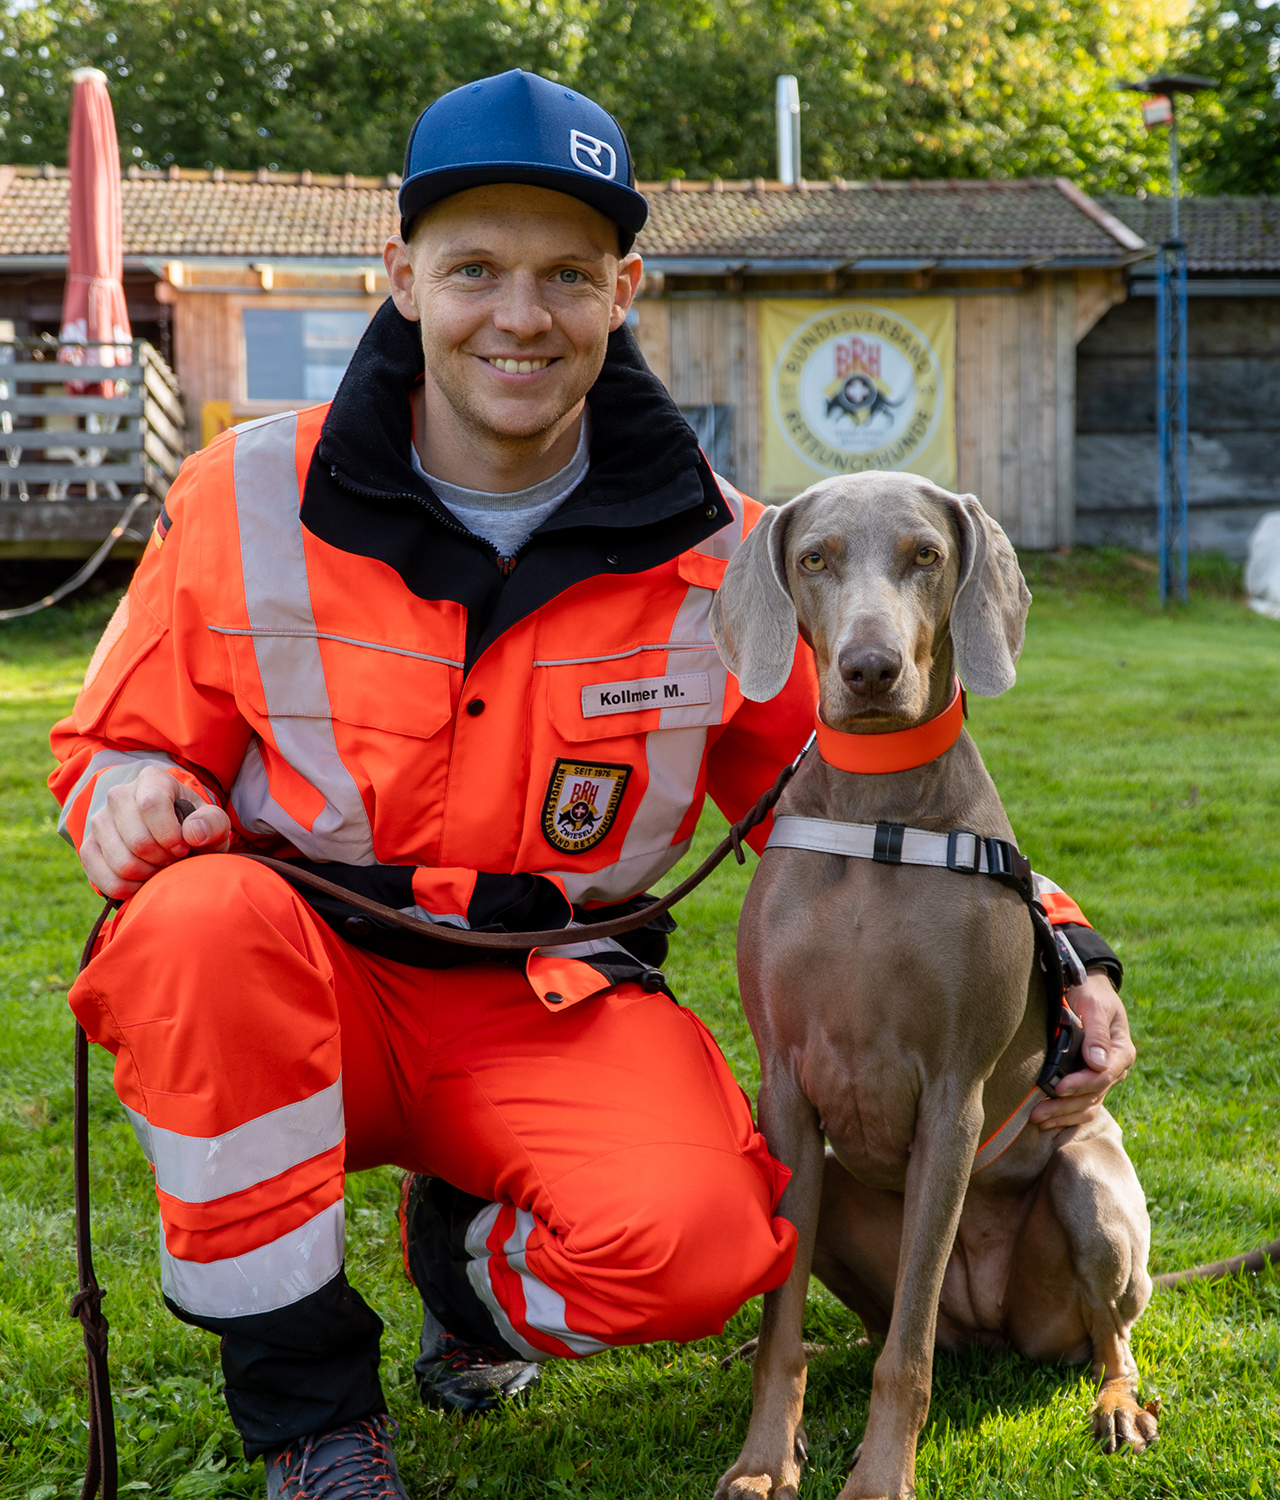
[265, 1413, 409, 1499]
[398, 1174, 541, 1413]
[414, 1306, 540, 1414]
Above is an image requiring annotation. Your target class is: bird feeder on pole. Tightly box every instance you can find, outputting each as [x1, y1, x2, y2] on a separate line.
[1115, 72, 1216, 605]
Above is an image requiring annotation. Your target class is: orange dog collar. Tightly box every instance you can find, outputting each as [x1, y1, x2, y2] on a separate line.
[816, 678, 965, 775]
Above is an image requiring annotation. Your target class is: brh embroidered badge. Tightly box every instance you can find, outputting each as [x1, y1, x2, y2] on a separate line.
[541, 759, 631, 854]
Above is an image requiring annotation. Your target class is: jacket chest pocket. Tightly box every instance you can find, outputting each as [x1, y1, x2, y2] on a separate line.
[224, 630, 459, 740]
[541, 643, 734, 744]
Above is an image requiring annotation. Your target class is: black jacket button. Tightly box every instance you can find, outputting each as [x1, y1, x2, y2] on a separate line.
[466, 699, 485, 716]
[605, 553, 619, 566]
[545, 991, 564, 1004]
[344, 916, 372, 936]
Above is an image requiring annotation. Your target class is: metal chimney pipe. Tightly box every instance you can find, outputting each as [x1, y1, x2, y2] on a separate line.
[776, 75, 800, 185]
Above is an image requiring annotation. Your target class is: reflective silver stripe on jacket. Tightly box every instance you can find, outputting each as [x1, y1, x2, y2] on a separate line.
[57, 748, 186, 845]
[123, 1077, 344, 1205]
[159, 1197, 345, 1319]
[545, 596, 724, 905]
[544, 503, 745, 905]
[693, 473, 747, 560]
[226, 412, 376, 863]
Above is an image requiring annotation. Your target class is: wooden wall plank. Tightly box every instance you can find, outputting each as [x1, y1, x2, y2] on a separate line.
[634, 299, 671, 390]
[721, 298, 750, 489]
[1030, 278, 1056, 549]
[956, 298, 980, 500]
[739, 300, 761, 497]
[999, 294, 1022, 544]
[1054, 274, 1077, 548]
[976, 296, 1003, 523]
[1074, 269, 1127, 344]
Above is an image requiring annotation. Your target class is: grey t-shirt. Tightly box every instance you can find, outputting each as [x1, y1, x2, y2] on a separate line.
[412, 420, 589, 560]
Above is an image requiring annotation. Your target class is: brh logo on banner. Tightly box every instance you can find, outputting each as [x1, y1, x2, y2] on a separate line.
[760, 299, 957, 500]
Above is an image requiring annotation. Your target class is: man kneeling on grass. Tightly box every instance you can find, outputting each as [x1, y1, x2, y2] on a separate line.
[49, 71, 1134, 1496]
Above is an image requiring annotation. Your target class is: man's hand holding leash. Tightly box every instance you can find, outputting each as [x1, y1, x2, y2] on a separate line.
[79, 765, 229, 898]
[1034, 970, 1136, 1131]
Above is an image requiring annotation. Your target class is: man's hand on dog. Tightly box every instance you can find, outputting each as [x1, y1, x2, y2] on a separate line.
[1032, 970, 1135, 1131]
[80, 765, 231, 898]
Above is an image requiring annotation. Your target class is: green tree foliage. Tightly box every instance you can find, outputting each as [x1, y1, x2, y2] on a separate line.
[1179, 0, 1280, 194]
[579, 0, 1178, 187]
[0, 0, 1228, 194]
[0, 0, 585, 175]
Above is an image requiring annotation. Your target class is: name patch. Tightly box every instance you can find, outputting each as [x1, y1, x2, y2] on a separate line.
[582, 672, 711, 719]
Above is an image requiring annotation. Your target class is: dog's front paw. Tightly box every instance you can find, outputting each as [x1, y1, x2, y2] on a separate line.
[714, 1431, 807, 1500]
[1091, 1379, 1160, 1455]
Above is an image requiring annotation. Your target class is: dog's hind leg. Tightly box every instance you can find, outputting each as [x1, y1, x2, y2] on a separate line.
[1003, 1116, 1157, 1455]
[716, 1072, 825, 1500]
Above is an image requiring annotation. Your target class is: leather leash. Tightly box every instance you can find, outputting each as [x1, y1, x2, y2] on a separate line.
[176, 735, 816, 952]
[72, 897, 122, 1500]
[69, 735, 814, 1497]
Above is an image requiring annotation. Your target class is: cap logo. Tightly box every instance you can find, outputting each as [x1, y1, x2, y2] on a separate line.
[569, 129, 617, 180]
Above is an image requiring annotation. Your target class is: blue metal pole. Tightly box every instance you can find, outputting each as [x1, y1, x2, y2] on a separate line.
[1174, 239, 1189, 602]
[1155, 243, 1170, 606]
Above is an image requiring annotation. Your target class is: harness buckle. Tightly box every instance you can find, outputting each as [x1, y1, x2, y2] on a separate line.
[872, 822, 906, 864]
[983, 837, 1034, 900]
[946, 829, 982, 874]
[1036, 1004, 1086, 1094]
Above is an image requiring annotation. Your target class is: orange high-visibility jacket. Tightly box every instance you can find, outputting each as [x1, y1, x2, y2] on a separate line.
[50, 310, 822, 1007]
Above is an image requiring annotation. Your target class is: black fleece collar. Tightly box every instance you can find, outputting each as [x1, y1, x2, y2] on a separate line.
[305, 299, 730, 669]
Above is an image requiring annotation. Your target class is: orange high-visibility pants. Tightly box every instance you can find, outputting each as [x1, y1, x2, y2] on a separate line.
[69, 854, 795, 1446]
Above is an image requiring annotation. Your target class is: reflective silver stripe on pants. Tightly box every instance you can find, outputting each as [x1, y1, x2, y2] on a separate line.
[159, 1197, 345, 1319]
[123, 1076, 344, 1205]
[57, 748, 184, 845]
[501, 1207, 609, 1357]
[228, 412, 375, 863]
[463, 1202, 546, 1362]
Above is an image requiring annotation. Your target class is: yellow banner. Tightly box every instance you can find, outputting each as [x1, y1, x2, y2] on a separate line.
[760, 298, 956, 501]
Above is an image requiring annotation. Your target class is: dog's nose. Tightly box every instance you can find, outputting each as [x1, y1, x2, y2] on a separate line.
[838, 642, 902, 697]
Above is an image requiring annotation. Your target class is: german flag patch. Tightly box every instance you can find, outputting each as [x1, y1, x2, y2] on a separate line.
[152, 501, 173, 549]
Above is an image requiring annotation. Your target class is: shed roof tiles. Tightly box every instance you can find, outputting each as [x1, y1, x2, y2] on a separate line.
[0, 164, 1143, 266]
[1098, 194, 1280, 272]
[636, 177, 1142, 265]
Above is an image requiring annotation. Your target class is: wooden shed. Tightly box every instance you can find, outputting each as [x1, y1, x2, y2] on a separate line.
[0, 164, 1149, 556]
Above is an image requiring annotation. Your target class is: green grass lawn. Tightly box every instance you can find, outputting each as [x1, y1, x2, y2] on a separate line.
[1, 553, 1278, 1499]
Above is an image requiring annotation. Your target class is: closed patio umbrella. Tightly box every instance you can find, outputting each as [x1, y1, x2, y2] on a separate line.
[59, 66, 131, 396]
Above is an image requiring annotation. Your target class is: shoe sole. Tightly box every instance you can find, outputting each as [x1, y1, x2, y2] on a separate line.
[418, 1362, 541, 1415]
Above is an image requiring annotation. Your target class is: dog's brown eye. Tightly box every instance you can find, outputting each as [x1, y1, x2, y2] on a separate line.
[915, 548, 939, 567]
[799, 552, 825, 572]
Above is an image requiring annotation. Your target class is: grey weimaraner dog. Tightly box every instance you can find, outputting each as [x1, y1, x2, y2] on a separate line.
[708, 473, 1155, 1500]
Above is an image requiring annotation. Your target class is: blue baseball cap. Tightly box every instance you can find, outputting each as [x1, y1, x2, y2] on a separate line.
[399, 70, 649, 253]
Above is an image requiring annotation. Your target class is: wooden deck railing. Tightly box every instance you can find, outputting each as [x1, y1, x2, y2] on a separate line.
[0, 339, 187, 556]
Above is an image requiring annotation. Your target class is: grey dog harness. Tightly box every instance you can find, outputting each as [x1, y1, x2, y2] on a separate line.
[765, 813, 1087, 1173]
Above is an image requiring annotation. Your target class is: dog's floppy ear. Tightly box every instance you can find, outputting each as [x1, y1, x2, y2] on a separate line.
[941, 492, 1031, 697]
[710, 501, 798, 702]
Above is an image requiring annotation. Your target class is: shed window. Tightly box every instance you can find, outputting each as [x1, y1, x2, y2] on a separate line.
[243, 309, 369, 402]
[680, 404, 734, 481]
